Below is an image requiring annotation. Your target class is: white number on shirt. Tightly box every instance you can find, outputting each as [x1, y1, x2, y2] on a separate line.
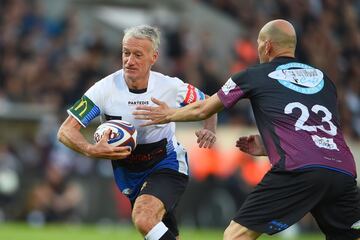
[284, 102, 337, 136]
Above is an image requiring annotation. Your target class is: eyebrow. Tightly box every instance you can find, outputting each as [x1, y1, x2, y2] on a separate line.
[122, 48, 145, 56]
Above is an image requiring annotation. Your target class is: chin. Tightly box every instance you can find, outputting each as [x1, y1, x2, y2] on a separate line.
[124, 72, 138, 80]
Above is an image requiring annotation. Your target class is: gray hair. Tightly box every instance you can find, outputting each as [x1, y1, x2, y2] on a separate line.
[123, 25, 161, 51]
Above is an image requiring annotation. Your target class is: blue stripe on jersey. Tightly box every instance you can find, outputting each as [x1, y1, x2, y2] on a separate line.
[198, 90, 205, 100]
[112, 139, 187, 201]
[166, 139, 175, 152]
[297, 165, 355, 177]
[82, 106, 100, 126]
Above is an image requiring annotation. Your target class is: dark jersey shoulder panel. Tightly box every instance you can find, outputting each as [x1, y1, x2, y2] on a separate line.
[217, 57, 356, 176]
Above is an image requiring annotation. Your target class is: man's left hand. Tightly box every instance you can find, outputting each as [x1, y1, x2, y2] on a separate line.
[195, 129, 216, 148]
[133, 97, 174, 126]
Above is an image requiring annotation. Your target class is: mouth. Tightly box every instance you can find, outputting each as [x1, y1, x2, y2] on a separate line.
[125, 67, 137, 72]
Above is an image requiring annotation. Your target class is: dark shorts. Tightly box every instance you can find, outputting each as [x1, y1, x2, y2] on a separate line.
[234, 167, 360, 240]
[136, 168, 189, 236]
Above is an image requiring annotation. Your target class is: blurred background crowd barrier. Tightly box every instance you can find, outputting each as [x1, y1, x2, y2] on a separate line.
[0, 0, 359, 235]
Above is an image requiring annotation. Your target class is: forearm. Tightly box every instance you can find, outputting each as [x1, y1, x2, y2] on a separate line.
[57, 116, 95, 157]
[168, 94, 223, 122]
[57, 124, 93, 157]
[167, 101, 208, 122]
[202, 112, 217, 133]
[58, 116, 131, 160]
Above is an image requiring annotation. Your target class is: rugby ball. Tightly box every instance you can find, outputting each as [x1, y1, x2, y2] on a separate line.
[94, 120, 137, 151]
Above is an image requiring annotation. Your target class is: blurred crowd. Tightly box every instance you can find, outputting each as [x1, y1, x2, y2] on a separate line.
[0, 0, 359, 230]
[1, 0, 360, 136]
[201, 0, 360, 138]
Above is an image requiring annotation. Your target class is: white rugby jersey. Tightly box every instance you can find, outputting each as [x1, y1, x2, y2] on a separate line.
[68, 69, 205, 143]
[68, 69, 205, 180]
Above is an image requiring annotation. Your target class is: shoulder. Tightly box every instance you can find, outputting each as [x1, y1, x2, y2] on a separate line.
[232, 63, 269, 80]
[92, 69, 123, 89]
[150, 71, 185, 87]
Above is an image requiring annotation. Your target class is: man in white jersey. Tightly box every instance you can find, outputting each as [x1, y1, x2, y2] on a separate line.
[57, 25, 217, 240]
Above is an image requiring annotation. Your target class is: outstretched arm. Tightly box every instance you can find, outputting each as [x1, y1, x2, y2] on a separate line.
[236, 134, 267, 156]
[134, 93, 224, 125]
[57, 116, 131, 160]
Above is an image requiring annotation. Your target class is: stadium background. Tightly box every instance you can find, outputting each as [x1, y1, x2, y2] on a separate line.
[0, 0, 359, 239]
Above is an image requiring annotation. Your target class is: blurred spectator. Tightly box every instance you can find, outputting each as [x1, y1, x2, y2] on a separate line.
[345, 79, 360, 138]
[1, 0, 359, 137]
[0, 144, 21, 221]
[24, 163, 83, 225]
[201, 0, 360, 138]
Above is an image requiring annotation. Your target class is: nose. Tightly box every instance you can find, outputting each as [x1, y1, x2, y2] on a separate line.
[126, 54, 136, 65]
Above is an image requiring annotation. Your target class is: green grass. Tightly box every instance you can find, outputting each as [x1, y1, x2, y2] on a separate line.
[0, 223, 323, 240]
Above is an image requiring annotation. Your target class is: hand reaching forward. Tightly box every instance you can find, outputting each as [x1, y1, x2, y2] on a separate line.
[133, 97, 175, 126]
[195, 129, 216, 148]
[236, 134, 267, 156]
[91, 129, 131, 160]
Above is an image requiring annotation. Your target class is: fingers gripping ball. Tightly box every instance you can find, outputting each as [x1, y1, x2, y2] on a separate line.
[94, 120, 137, 151]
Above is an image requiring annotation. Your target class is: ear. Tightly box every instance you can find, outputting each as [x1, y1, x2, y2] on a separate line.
[151, 51, 159, 65]
[265, 40, 272, 56]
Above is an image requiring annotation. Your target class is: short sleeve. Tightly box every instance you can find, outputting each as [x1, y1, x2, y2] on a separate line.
[67, 82, 103, 127]
[175, 79, 206, 107]
[217, 70, 251, 108]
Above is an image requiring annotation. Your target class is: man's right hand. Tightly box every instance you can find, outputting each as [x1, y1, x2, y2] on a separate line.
[236, 134, 267, 156]
[89, 129, 132, 160]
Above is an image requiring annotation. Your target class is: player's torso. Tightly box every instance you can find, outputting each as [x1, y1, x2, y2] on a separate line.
[99, 71, 178, 144]
[249, 58, 355, 175]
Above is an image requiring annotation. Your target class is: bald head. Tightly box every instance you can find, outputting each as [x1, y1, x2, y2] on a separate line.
[260, 19, 296, 49]
[257, 19, 297, 62]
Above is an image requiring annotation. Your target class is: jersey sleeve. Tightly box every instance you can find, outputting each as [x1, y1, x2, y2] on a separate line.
[217, 70, 251, 108]
[175, 78, 206, 107]
[67, 81, 103, 127]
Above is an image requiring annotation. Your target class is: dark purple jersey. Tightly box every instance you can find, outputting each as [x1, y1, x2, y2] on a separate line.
[217, 57, 356, 176]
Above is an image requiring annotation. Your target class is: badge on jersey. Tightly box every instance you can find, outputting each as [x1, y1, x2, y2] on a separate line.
[180, 84, 205, 107]
[269, 62, 324, 94]
[221, 78, 237, 95]
[311, 135, 339, 151]
[68, 95, 100, 127]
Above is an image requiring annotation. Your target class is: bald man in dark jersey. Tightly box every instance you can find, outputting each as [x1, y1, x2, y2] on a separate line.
[134, 19, 360, 240]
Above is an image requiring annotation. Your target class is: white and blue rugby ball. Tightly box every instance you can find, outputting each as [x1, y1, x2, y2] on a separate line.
[94, 120, 137, 151]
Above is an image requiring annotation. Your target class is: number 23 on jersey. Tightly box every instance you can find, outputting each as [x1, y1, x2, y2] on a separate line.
[284, 102, 338, 151]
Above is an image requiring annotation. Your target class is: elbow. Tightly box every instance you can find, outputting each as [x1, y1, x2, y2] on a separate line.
[195, 98, 217, 120]
[57, 125, 65, 143]
[198, 108, 213, 120]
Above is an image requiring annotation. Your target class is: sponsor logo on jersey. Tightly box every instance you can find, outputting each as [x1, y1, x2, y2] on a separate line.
[128, 100, 149, 105]
[221, 78, 237, 95]
[269, 62, 324, 94]
[311, 135, 339, 151]
[183, 85, 197, 104]
[351, 220, 360, 230]
[122, 188, 133, 196]
[268, 220, 289, 232]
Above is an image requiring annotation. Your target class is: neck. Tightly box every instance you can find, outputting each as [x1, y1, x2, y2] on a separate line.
[269, 51, 295, 62]
[125, 73, 150, 90]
